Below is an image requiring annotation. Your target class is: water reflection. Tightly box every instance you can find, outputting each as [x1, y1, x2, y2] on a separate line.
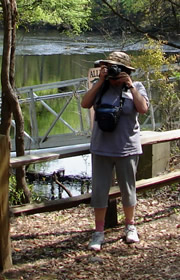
[40, 154, 91, 177]
[14, 53, 103, 87]
[30, 154, 92, 199]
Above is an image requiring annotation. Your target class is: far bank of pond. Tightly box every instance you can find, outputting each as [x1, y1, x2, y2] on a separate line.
[0, 30, 179, 88]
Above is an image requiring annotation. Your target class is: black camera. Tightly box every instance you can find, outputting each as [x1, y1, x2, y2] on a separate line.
[107, 65, 122, 78]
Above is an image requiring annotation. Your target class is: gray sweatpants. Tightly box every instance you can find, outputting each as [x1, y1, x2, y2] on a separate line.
[91, 154, 139, 208]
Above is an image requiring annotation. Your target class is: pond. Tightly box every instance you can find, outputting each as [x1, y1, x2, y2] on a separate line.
[28, 154, 92, 200]
[0, 30, 179, 199]
[0, 30, 178, 87]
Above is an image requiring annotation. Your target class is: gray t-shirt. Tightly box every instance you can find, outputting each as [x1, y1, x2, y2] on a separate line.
[90, 81, 149, 157]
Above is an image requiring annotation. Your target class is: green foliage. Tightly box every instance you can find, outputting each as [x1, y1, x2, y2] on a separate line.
[91, 0, 180, 36]
[133, 37, 180, 130]
[133, 37, 177, 78]
[17, 0, 92, 34]
[173, 71, 180, 80]
[9, 175, 26, 205]
[9, 175, 43, 205]
[121, 0, 149, 13]
[121, 0, 180, 26]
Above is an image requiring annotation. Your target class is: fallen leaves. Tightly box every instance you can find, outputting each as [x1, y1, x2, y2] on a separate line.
[1, 184, 180, 280]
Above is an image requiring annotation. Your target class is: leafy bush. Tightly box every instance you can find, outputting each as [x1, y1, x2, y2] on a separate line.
[9, 175, 43, 205]
[9, 175, 26, 206]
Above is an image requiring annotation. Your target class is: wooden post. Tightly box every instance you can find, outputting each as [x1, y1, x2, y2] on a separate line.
[137, 142, 170, 180]
[0, 135, 12, 271]
[105, 199, 118, 228]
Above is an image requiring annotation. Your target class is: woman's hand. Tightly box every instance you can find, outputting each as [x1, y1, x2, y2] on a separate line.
[119, 72, 148, 114]
[116, 72, 133, 88]
[109, 72, 148, 114]
[81, 65, 107, 109]
[99, 65, 108, 81]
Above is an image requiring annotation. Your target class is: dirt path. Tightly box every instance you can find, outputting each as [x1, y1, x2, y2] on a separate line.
[1, 184, 180, 280]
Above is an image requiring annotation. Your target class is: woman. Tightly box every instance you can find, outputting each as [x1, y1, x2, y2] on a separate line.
[81, 51, 149, 251]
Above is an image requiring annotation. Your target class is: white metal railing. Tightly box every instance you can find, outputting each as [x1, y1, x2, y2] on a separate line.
[0, 76, 179, 152]
[1, 78, 90, 152]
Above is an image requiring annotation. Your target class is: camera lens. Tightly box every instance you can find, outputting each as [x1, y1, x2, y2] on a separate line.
[108, 65, 121, 77]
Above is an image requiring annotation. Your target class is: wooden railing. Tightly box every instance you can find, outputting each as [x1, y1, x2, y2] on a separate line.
[10, 129, 180, 168]
[10, 170, 180, 218]
[10, 129, 180, 220]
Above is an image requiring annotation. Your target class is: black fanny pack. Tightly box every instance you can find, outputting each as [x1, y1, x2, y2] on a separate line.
[94, 81, 124, 132]
[95, 103, 122, 132]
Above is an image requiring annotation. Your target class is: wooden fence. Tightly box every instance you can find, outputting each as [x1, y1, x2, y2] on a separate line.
[10, 129, 180, 216]
[0, 136, 12, 271]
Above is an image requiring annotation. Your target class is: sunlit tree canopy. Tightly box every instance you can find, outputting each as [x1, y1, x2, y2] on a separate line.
[17, 0, 92, 34]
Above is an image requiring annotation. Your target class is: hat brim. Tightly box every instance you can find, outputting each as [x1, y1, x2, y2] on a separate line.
[97, 59, 136, 71]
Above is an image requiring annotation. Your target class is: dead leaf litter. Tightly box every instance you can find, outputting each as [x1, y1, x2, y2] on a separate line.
[2, 184, 180, 280]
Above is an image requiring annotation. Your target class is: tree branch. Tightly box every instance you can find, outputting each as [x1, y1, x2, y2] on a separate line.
[167, 0, 180, 8]
[101, 0, 180, 50]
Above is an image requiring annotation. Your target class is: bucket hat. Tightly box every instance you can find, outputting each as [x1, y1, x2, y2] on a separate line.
[95, 51, 135, 71]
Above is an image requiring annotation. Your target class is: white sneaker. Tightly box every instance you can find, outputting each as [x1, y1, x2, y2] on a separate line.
[125, 224, 139, 243]
[88, 231, 104, 251]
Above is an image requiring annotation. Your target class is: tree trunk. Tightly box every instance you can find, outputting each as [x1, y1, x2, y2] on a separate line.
[0, 0, 31, 203]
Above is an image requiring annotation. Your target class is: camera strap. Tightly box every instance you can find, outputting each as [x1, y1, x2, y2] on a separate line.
[96, 80, 124, 111]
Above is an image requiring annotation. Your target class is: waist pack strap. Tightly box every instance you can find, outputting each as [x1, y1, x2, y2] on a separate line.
[96, 80, 124, 110]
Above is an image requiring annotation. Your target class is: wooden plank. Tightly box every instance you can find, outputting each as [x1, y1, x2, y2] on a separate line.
[140, 129, 180, 145]
[106, 170, 180, 228]
[109, 170, 180, 199]
[10, 153, 60, 168]
[10, 145, 91, 168]
[0, 135, 12, 271]
[10, 170, 180, 217]
[137, 170, 180, 189]
[10, 130, 180, 168]
[38, 130, 180, 149]
[10, 193, 91, 216]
